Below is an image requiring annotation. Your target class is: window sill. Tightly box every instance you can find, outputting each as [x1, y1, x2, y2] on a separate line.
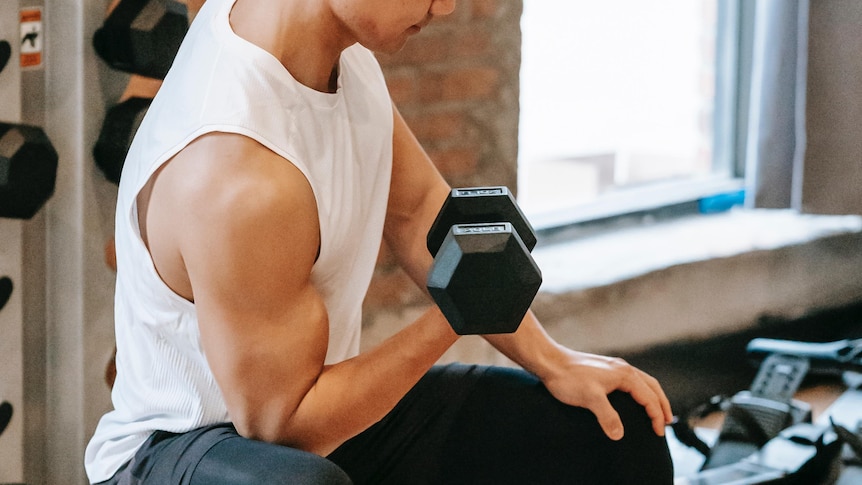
[533, 208, 862, 293]
[529, 209, 862, 354]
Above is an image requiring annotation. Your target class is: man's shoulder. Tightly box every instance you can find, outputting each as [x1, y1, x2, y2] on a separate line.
[166, 133, 310, 218]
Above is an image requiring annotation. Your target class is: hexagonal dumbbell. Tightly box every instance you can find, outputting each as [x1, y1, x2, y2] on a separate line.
[93, 0, 190, 79]
[426, 187, 542, 335]
[0, 40, 10, 75]
[0, 276, 11, 312]
[0, 122, 58, 219]
[0, 400, 12, 439]
[94, 96, 152, 185]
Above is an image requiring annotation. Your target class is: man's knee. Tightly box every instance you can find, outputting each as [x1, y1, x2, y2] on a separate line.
[610, 391, 660, 434]
[607, 391, 674, 482]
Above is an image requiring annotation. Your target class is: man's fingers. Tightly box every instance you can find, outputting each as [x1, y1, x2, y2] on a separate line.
[637, 369, 674, 424]
[590, 397, 625, 441]
[652, 378, 674, 425]
[621, 370, 672, 437]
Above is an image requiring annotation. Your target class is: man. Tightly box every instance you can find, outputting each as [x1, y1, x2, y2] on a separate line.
[86, 0, 675, 483]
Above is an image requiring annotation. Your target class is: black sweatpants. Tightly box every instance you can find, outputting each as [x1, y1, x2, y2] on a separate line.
[98, 364, 673, 484]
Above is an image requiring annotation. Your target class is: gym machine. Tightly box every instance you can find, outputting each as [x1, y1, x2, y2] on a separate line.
[672, 338, 862, 485]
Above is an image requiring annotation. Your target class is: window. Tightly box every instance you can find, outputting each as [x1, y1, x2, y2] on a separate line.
[518, 0, 746, 229]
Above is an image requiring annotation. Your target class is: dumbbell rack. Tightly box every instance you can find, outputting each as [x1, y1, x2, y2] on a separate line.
[0, 1, 47, 483]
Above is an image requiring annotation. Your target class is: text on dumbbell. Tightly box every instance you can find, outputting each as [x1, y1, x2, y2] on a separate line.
[454, 224, 508, 235]
[455, 187, 504, 197]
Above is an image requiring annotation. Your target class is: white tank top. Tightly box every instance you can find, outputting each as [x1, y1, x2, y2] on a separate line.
[85, 0, 393, 481]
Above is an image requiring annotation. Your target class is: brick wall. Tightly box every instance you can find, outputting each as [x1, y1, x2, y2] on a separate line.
[376, 0, 522, 188]
[363, 0, 524, 341]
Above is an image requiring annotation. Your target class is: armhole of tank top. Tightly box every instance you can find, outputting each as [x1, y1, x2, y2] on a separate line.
[128, 127, 325, 300]
[128, 145, 197, 311]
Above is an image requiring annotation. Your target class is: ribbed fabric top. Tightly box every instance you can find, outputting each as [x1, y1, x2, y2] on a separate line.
[85, 0, 393, 481]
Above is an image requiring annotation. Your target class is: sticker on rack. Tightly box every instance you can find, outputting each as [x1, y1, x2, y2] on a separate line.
[20, 7, 43, 69]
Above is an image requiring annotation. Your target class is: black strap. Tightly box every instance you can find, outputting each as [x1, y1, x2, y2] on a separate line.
[671, 394, 726, 457]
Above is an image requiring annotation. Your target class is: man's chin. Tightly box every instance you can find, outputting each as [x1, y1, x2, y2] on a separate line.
[363, 34, 413, 56]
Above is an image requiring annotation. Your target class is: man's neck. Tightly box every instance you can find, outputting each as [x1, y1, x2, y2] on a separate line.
[229, 0, 351, 93]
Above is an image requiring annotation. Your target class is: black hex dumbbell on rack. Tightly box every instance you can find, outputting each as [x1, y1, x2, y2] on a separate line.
[426, 187, 542, 335]
[93, 0, 190, 79]
[0, 276, 11, 313]
[0, 40, 10, 75]
[0, 401, 12, 439]
[0, 122, 58, 219]
[93, 97, 152, 185]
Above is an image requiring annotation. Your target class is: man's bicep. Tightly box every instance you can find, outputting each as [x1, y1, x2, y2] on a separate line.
[385, 105, 450, 286]
[387, 105, 449, 223]
[193, 274, 330, 440]
[171, 138, 330, 440]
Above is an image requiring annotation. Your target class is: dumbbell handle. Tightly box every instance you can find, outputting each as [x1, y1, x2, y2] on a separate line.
[747, 338, 862, 375]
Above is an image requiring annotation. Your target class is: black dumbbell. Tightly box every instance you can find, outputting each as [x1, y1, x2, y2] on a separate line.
[94, 97, 152, 185]
[0, 276, 11, 312]
[0, 40, 10, 75]
[93, 0, 190, 79]
[0, 401, 12, 438]
[426, 187, 542, 335]
[0, 122, 59, 219]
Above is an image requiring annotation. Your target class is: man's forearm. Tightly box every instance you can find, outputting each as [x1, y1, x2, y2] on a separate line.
[482, 310, 566, 381]
[281, 306, 457, 456]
